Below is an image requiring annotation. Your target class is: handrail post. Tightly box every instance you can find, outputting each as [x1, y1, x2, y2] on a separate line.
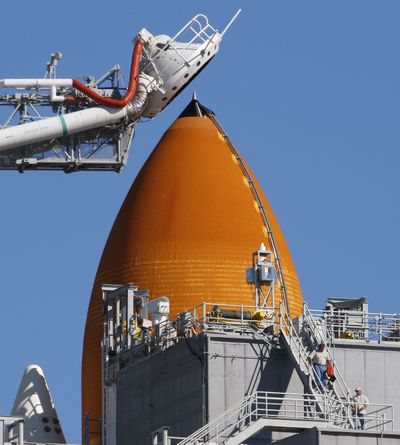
[348, 401, 352, 428]
[161, 427, 169, 445]
[391, 405, 394, 431]
[255, 393, 258, 423]
[17, 420, 23, 445]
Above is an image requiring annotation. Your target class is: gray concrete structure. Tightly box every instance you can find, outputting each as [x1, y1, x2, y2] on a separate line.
[206, 333, 303, 421]
[116, 335, 206, 445]
[115, 331, 400, 445]
[117, 332, 303, 445]
[332, 339, 400, 430]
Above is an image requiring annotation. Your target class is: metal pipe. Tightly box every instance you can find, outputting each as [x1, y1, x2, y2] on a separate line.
[215, 308, 253, 320]
[220, 9, 242, 37]
[0, 79, 73, 88]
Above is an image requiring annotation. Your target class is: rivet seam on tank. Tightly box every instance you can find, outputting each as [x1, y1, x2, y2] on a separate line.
[242, 176, 250, 188]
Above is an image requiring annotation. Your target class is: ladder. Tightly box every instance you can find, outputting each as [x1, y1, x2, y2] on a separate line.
[278, 302, 354, 429]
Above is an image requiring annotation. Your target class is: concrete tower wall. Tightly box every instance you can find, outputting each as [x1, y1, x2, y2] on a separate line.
[116, 336, 206, 445]
[116, 333, 303, 445]
[206, 333, 303, 422]
[332, 341, 400, 430]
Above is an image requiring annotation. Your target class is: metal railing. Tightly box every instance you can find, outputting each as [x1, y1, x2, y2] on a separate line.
[123, 301, 277, 360]
[307, 307, 400, 343]
[175, 391, 393, 445]
[0, 416, 24, 445]
[140, 14, 220, 91]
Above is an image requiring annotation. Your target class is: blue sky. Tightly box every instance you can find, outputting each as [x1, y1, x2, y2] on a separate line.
[1, 1, 400, 442]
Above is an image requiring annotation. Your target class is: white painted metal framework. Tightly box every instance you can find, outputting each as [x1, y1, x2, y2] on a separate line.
[0, 416, 24, 445]
[0, 12, 240, 172]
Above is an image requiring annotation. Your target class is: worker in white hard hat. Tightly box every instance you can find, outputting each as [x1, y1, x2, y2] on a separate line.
[351, 387, 369, 430]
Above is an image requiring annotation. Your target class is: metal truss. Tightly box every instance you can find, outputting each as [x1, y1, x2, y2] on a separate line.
[0, 63, 134, 172]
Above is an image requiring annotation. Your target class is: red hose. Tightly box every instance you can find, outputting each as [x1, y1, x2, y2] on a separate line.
[66, 39, 144, 108]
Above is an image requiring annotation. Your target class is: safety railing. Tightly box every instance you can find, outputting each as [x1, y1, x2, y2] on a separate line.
[121, 301, 277, 365]
[170, 14, 218, 47]
[140, 14, 220, 90]
[0, 416, 24, 445]
[175, 391, 393, 445]
[144, 302, 276, 346]
[307, 307, 400, 343]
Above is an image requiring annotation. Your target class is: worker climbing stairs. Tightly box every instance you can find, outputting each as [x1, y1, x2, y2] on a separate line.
[277, 301, 354, 428]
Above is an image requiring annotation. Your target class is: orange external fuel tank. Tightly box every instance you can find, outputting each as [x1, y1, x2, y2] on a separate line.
[82, 99, 303, 440]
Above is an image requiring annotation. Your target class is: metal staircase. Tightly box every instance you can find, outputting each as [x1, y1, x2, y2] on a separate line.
[172, 306, 357, 445]
[278, 302, 354, 429]
[148, 302, 394, 445]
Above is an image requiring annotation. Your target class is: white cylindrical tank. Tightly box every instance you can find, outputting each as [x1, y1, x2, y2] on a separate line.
[0, 106, 129, 152]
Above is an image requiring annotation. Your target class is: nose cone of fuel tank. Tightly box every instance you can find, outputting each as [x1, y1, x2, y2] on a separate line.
[82, 98, 303, 440]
